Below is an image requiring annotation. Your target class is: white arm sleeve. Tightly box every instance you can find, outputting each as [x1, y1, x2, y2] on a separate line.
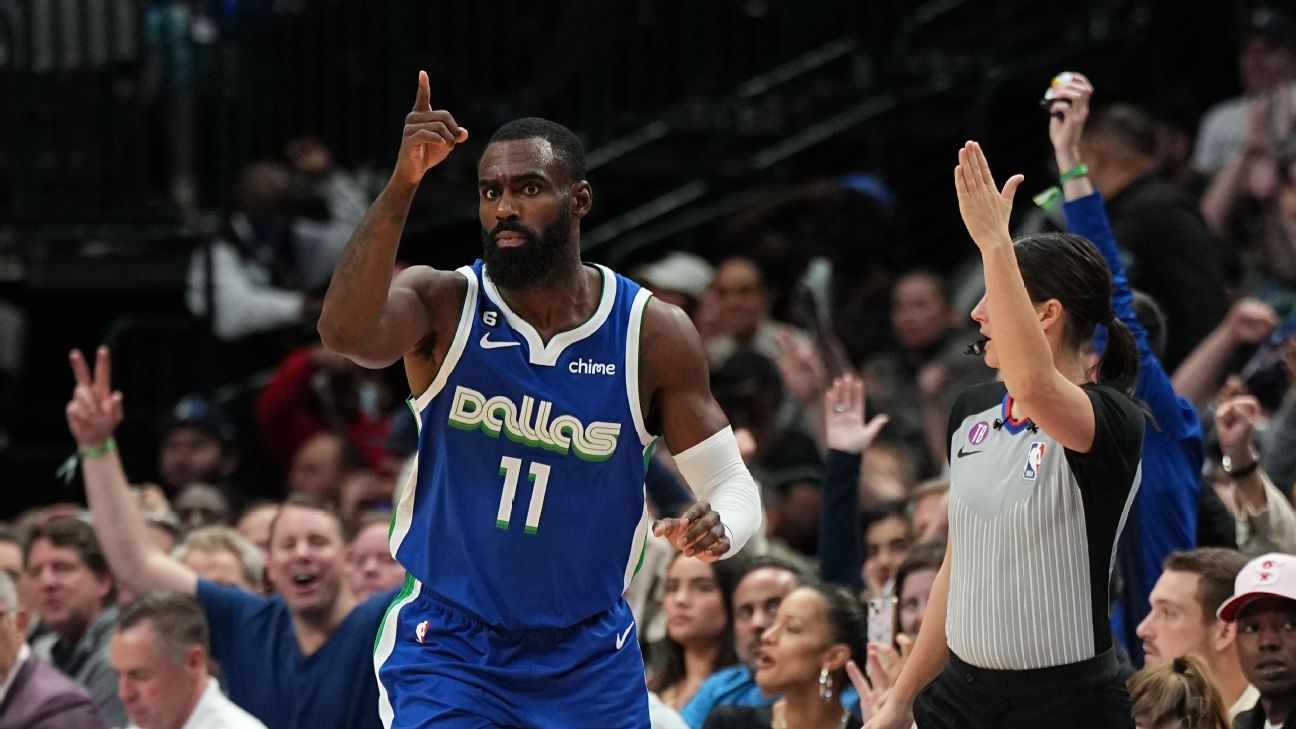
[671, 426, 762, 558]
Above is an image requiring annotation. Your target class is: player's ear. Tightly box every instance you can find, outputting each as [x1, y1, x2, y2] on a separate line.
[571, 180, 593, 219]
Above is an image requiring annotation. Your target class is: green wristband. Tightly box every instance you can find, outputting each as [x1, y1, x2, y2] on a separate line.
[78, 437, 117, 459]
[1059, 163, 1089, 182]
[1033, 164, 1091, 210]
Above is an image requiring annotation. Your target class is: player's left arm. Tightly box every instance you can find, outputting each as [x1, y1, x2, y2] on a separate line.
[641, 299, 762, 562]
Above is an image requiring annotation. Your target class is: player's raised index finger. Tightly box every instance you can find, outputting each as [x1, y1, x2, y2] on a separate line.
[413, 70, 431, 113]
[69, 349, 91, 386]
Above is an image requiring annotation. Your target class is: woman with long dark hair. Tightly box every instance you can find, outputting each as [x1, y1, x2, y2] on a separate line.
[650, 551, 746, 709]
[864, 142, 1145, 729]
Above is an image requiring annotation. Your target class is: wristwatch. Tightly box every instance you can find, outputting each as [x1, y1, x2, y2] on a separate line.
[1222, 450, 1260, 479]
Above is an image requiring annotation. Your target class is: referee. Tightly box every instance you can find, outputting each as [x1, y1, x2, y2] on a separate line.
[864, 141, 1144, 729]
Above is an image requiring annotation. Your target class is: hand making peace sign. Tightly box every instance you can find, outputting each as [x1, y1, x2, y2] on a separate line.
[66, 346, 123, 450]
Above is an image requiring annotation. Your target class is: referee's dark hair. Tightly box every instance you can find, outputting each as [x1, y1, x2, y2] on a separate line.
[1014, 232, 1140, 395]
[488, 117, 587, 183]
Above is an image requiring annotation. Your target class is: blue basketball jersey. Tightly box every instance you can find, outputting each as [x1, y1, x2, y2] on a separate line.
[389, 260, 656, 629]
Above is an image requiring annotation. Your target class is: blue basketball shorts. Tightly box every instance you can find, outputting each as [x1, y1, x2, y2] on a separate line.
[374, 581, 650, 728]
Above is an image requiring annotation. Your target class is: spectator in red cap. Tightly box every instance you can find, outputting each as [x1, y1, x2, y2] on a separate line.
[1217, 553, 1296, 728]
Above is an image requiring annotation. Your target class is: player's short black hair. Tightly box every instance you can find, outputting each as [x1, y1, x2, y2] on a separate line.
[488, 117, 587, 183]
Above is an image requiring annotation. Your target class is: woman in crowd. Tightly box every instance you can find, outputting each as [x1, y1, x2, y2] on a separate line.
[1127, 655, 1231, 729]
[650, 551, 746, 709]
[702, 582, 867, 729]
[865, 142, 1145, 729]
[893, 541, 944, 641]
[861, 503, 913, 597]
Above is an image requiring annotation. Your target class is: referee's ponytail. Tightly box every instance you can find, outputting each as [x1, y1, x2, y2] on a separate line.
[1014, 232, 1139, 396]
[1098, 315, 1139, 395]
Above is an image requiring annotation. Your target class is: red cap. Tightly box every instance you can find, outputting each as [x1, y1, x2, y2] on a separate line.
[1218, 553, 1296, 622]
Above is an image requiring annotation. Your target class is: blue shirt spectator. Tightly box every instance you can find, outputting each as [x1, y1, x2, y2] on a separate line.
[680, 665, 767, 728]
[198, 579, 395, 729]
[1064, 191, 1202, 667]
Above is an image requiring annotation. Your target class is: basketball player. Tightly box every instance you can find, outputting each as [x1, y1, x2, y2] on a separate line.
[316, 71, 763, 728]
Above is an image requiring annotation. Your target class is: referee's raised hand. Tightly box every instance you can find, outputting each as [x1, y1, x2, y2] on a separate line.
[954, 141, 1023, 250]
[395, 70, 469, 187]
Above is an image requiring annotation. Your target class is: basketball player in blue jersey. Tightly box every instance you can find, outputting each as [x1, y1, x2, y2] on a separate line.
[317, 71, 764, 728]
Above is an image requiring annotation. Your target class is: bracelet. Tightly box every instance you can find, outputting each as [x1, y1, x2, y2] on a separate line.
[1059, 163, 1089, 182]
[1222, 453, 1260, 480]
[54, 437, 117, 485]
[79, 437, 117, 459]
[1226, 461, 1260, 480]
[1032, 163, 1091, 210]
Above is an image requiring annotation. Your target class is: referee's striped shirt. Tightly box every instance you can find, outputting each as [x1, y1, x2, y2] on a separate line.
[944, 381, 1143, 670]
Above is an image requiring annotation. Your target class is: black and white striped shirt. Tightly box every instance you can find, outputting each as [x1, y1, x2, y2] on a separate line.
[944, 382, 1143, 670]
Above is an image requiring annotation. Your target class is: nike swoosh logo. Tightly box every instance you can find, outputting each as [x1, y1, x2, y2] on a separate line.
[956, 447, 982, 458]
[480, 333, 521, 350]
[615, 623, 634, 650]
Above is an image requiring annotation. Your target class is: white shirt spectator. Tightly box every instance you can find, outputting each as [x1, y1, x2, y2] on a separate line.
[128, 677, 266, 729]
[187, 173, 368, 340]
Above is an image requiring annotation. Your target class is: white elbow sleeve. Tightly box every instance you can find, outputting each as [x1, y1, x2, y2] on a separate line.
[671, 426, 762, 558]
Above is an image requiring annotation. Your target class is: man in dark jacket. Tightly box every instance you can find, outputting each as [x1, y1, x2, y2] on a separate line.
[1218, 553, 1296, 729]
[0, 571, 106, 729]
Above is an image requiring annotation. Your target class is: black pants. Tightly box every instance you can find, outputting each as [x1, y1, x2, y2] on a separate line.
[913, 650, 1133, 729]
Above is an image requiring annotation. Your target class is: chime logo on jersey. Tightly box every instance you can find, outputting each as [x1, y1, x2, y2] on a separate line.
[447, 385, 621, 461]
[1024, 441, 1046, 481]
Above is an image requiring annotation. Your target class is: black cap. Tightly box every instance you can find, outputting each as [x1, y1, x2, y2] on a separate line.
[1243, 6, 1296, 49]
[163, 395, 236, 444]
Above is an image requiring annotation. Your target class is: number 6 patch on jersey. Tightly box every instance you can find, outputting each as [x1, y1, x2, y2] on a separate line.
[1024, 442, 1046, 480]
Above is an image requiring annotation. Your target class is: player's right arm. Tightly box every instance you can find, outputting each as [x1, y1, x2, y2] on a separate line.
[317, 70, 469, 369]
[66, 347, 198, 597]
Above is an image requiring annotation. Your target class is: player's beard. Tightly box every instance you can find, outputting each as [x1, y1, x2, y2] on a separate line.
[481, 203, 573, 290]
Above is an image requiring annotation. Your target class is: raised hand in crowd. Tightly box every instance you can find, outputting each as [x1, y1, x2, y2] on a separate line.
[1217, 395, 1261, 459]
[778, 328, 832, 450]
[866, 636, 914, 690]
[1046, 71, 1094, 174]
[851, 651, 913, 729]
[66, 347, 123, 451]
[824, 375, 889, 455]
[1173, 298, 1278, 404]
[285, 136, 335, 178]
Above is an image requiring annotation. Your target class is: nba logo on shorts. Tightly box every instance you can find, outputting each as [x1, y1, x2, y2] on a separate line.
[1024, 442, 1046, 480]
[415, 620, 429, 644]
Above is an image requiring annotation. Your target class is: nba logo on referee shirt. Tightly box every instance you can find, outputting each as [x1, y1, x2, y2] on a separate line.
[1024, 442, 1046, 480]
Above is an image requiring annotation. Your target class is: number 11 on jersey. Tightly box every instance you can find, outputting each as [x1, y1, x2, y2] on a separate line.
[496, 457, 552, 534]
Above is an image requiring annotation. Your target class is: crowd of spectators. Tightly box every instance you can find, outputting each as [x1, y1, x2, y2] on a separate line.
[11, 6, 1296, 728]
